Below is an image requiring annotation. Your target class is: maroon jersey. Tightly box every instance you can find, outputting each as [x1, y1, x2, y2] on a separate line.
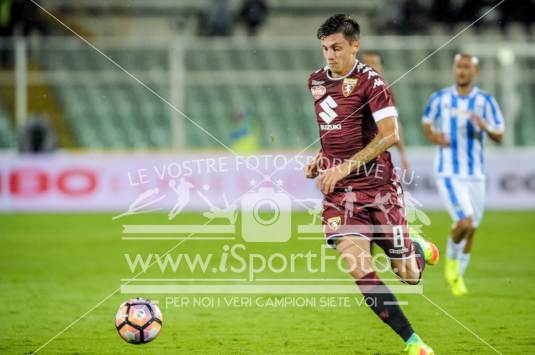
[308, 60, 399, 190]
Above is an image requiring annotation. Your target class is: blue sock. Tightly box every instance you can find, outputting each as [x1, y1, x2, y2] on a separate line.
[405, 333, 422, 345]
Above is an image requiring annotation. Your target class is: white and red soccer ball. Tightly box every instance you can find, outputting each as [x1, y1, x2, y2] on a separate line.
[115, 298, 163, 344]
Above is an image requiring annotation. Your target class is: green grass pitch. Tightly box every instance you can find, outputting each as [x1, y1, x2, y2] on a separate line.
[1, 211, 535, 354]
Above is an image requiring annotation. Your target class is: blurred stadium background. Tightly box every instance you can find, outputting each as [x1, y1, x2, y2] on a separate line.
[0, 0, 534, 210]
[1, 0, 535, 151]
[1, 1, 535, 354]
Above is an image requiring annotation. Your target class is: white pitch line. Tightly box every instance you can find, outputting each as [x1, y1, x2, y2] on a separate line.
[120, 278, 248, 282]
[253, 278, 403, 282]
[121, 237, 236, 240]
[421, 294, 502, 354]
[31, 288, 121, 354]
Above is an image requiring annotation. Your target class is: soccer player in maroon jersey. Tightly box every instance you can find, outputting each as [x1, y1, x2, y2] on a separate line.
[303, 14, 438, 354]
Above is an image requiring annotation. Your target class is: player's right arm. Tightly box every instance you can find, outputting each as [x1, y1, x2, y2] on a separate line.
[421, 92, 450, 147]
[422, 124, 450, 146]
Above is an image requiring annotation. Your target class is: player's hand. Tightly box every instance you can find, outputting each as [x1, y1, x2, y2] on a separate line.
[432, 132, 450, 147]
[471, 112, 503, 143]
[317, 163, 350, 194]
[400, 155, 410, 173]
[304, 161, 319, 179]
[304, 152, 322, 179]
[470, 113, 488, 131]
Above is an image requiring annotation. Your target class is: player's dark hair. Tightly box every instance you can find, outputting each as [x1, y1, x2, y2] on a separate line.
[317, 14, 360, 42]
[361, 50, 383, 64]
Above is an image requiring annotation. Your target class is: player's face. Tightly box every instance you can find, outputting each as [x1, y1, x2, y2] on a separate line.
[320, 33, 359, 76]
[361, 54, 383, 75]
[454, 57, 478, 87]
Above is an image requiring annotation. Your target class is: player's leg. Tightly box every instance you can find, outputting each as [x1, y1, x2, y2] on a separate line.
[323, 190, 433, 353]
[455, 179, 486, 292]
[450, 216, 474, 243]
[457, 220, 478, 281]
[447, 215, 474, 287]
[334, 236, 433, 353]
[334, 236, 373, 280]
[376, 224, 439, 286]
[436, 177, 474, 294]
[365, 184, 435, 352]
[370, 183, 439, 285]
[461, 179, 485, 257]
[390, 252, 422, 285]
[389, 240, 440, 284]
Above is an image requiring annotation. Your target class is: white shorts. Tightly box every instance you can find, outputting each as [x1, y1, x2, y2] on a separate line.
[435, 177, 485, 227]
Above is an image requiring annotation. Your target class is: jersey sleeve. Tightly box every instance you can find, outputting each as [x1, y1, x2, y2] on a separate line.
[483, 94, 505, 133]
[422, 92, 440, 124]
[363, 73, 398, 122]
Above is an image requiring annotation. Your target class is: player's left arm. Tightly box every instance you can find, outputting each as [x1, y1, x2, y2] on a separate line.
[317, 116, 399, 194]
[345, 115, 400, 170]
[471, 113, 504, 143]
[471, 95, 505, 143]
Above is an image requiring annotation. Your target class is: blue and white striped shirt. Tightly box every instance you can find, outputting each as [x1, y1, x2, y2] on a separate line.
[422, 86, 504, 180]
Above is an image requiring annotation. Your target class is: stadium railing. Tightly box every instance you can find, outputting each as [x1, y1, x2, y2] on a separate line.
[0, 35, 533, 150]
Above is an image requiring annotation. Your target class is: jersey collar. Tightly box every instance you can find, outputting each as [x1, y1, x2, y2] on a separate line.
[452, 85, 479, 98]
[326, 59, 358, 81]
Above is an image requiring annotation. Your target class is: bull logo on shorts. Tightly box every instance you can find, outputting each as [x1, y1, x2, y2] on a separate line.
[327, 216, 342, 231]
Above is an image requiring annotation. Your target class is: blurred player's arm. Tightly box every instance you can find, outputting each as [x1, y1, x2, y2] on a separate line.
[318, 117, 399, 194]
[394, 124, 410, 171]
[422, 122, 450, 147]
[422, 92, 450, 147]
[470, 114, 504, 143]
[470, 108, 504, 143]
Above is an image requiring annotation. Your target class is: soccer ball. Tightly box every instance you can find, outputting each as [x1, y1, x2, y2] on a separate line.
[115, 297, 163, 344]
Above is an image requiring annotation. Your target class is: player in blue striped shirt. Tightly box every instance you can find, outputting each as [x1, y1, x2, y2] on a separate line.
[422, 53, 504, 296]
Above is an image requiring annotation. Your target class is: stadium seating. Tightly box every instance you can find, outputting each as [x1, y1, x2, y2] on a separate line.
[517, 82, 535, 145]
[30, 36, 535, 149]
[39, 44, 171, 149]
[0, 104, 15, 149]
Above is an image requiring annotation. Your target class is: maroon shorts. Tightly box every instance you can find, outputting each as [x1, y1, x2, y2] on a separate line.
[322, 180, 414, 259]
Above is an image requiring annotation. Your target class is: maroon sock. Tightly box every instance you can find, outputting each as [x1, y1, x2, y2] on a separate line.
[356, 272, 414, 342]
